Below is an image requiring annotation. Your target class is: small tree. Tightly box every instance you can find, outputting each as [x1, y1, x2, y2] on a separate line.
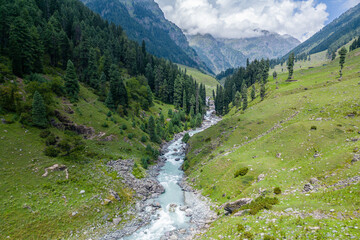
[339, 47, 347, 77]
[260, 81, 266, 101]
[272, 71, 277, 80]
[148, 116, 157, 142]
[251, 85, 256, 101]
[241, 83, 248, 111]
[64, 60, 79, 102]
[287, 53, 295, 80]
[234, 91, 241, 108]
[331, 51, 336, 61]
[32, 91, 47, 128]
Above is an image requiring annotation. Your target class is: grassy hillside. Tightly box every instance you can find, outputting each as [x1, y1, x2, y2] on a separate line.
[272, 39, 357, 76]
[178, 64, 219, 97]
[0, 70, 176, 239]
[185, 48, 360, 239]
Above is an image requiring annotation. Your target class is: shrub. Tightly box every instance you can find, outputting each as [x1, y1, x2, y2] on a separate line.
[132, 121, 136, 128]
[102, 122, 109, 128]
[45, 133, 57, 146]
[264, 235, 275, 240]
[182, 133, 190, 143]
[234, 167, 249, 178]
[40, 130, 51, 138]
[141, 135, 147, 143]
[183, 160, 189, 170]
[310, 125, 317, 130]
[237, 224, 245, 232]
[44, 146, 59, 157]
[107, 111, 112, 117]
[242, 232, 254, 239]
[240, 197, 279, 215]
[141, 157, 150, 169]
[121, 124, 127, 130]
[274, 187, 282, 195]
[168, 109, 173, 118]
[127, 133, 134, 139]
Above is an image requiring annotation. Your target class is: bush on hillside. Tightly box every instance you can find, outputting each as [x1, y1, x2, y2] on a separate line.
[182, 133, 190, 143]
[310, 125, 317, 130]
[141, 135, 147, 143]
[44, 146, 60, 157]
[40, 130, 51, 138]
[274, 187, 282, 195]
[121, 124, 127, 130]
[239, 196, 279, 215]
[45, 133, 57, 146]
[234, 167, 249, 178]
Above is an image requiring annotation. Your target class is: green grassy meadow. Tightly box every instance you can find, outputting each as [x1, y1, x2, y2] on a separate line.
[177, 64, 219, 97]
[0, 78, 176, 239]
[186, 48, 360, 239]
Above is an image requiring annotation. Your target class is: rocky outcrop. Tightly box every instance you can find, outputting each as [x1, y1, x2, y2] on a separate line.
[107, 159, 165, 200]
[52, 110, 95, 136]
[223, 198, 253, 213]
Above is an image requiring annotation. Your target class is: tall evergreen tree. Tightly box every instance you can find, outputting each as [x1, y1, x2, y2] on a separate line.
[32, 91, 47, 128]
[260, 81, 266, 101]
[105, 91, 115, 110]
[9, 17, 32, 76]
[339, 47, 347, 77]
[173, 75, 183, 109]
[241, 83, 248, 111]
[234, 91, 241, 108]
[148, 116, 157, 142]
[251, 85, 256, 101]
[64, 60, 80, 102]
[287, 53, 295, 80]
[182, 90, 187, 112]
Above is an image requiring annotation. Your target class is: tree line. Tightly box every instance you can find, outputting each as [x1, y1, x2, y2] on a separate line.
[214, 59, 269, 115]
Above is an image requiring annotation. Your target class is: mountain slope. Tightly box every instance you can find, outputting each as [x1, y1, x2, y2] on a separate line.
[184, 48, 360, 239]
[81, 0, 212, 73]
[283, 3, 360, 58]
[188, 31, 300, 74]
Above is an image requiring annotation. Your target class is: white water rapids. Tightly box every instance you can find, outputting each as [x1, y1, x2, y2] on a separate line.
[122, 106, 220, 240]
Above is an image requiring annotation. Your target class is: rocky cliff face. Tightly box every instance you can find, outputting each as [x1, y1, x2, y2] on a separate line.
[188, 31, 300, 74]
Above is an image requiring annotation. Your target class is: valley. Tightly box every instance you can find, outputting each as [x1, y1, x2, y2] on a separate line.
[1, 0, 360, 239]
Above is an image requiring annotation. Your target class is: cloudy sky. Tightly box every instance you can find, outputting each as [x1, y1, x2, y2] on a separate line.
[154, 0, 360, 41]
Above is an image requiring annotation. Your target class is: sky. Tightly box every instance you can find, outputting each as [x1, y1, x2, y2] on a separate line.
[154, 0, 360, 41]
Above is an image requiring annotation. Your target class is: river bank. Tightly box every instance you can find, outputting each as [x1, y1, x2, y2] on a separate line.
[100, 106, 221, 240]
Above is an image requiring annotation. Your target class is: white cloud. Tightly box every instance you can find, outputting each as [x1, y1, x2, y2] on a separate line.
[154, 0, 329, 41]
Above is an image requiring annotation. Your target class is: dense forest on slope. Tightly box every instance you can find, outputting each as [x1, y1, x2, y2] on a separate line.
[281, 3, 360, 60]
[81, 0, 212, 73]
[0, 0, 208, 122]
[214, 59, 269, 115]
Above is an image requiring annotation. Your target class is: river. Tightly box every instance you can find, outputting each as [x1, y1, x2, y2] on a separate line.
[122, 104, 220, 240]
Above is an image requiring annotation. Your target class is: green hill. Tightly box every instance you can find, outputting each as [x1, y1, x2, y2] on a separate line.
[282, 3, 360, 59]
[185, 48, 360, 239]
[177, 64, 219, 97]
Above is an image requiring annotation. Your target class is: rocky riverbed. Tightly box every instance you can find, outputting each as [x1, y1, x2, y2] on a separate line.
[100, 106, 221, 240]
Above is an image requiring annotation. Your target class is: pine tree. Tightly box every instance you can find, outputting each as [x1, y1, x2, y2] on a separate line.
[331, 51, 336, 61]
[234, 91, 241, 108]
[9, 17, 32, 76]
[241, 83, 248, 111]
[339, 47, 347, 77]
[287, 53, 295, 80]
[174, 75, 183, 109]
[273, 71, 277, 80]
[32, 91, 47, 128]
[148, 116, 157, 142]
[260, 81, 266, 101]
[105, 91, 115, 110]
[182, 90, 187, 112]
[64, 60, 80, 102]
[251, 85, 256, 100]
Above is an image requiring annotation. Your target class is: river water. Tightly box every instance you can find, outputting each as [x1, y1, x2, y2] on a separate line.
[123, 106, 220, 240]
